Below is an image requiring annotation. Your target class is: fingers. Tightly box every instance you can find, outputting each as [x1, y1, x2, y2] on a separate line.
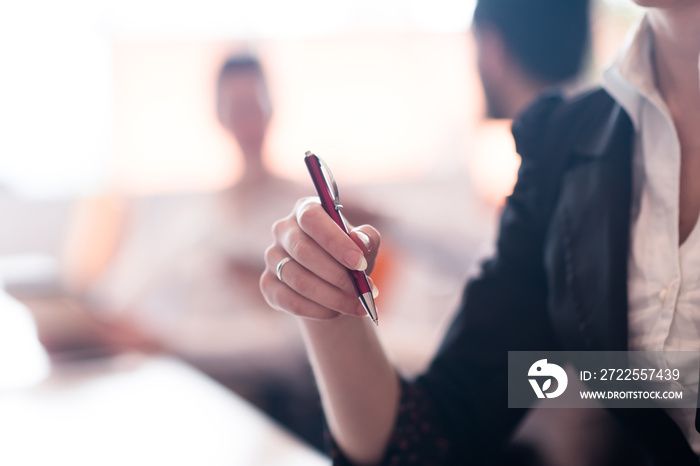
[260, 196, 382, 321]
[260, 271, 341, 320]
[273, 216, 356, 293]
[295, 199, 368, 271]
[264, 246, 366, 317]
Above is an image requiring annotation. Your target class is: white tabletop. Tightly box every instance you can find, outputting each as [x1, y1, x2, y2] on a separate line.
[0, 354, 329, 466]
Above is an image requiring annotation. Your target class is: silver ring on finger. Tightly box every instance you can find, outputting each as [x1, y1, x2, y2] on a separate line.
[276, 257, 293, 282]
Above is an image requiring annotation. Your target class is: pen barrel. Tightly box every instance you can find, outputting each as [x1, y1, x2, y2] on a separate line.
[349, 269, 372, 295]
[304, 155, 346, 231]
[305, 153, 373, 293]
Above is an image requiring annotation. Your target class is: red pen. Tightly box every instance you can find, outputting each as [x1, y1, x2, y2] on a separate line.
[304, 151, 378, 325]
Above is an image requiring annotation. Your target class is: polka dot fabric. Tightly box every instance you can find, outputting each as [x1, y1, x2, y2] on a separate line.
[325, 379, 452, 465]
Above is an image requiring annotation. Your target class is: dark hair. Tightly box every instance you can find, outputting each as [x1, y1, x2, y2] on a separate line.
[217, 54, 264, 87]
[473, 0, 590, 83]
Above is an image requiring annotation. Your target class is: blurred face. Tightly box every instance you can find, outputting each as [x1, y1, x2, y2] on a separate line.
[479, 70, 508, 119]
[217, 69, 271, 156]
[474, 26, 510, 119]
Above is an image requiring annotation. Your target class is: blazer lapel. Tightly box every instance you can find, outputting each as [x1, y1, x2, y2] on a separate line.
[546, 98, 699, 464]
[545, 102, 633, 351]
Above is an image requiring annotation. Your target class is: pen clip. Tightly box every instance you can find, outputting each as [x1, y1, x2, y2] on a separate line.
[317, 156, 343, 212]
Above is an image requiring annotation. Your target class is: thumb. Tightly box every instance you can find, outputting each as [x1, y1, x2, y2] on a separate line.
[349, 225, 381, 273]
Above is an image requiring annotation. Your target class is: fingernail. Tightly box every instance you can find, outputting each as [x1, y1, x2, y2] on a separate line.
[355, 230, 371, 251]
[345, 250, 367, 271]
[371, 281, 379, 299]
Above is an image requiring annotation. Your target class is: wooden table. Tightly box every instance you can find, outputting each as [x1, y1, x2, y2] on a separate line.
[0, 354, 329, 466]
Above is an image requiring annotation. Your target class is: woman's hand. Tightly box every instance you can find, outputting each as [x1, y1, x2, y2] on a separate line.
[260, 197, 380, 320]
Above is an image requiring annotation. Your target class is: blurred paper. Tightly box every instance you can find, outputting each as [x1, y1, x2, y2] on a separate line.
[0, 289, 50, 389]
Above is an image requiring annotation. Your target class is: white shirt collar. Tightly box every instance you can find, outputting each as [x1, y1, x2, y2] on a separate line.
[602, 15, 700, 133]
[601, 15, 661, 132]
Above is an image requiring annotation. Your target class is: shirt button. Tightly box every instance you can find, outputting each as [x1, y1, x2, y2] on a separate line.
[659, 288, 668, 302]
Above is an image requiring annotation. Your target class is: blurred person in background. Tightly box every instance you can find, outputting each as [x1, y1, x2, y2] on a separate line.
[466, 0, 592, 207]
[260, 0, 700, 465]
[470, 1, 643, 465]
[69, 53, 328, 447]
[472, 0, 590, 120]
[361, 0, 592, 373]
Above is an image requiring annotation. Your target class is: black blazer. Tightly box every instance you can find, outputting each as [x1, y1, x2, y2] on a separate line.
[415, 88, 700, 465]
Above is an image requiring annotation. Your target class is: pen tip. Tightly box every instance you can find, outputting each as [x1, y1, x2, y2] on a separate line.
[305, 151, 314, 157]
[359, 292, 378, 326]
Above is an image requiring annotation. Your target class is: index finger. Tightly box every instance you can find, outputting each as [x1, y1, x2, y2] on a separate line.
[295, 198, 367, 272]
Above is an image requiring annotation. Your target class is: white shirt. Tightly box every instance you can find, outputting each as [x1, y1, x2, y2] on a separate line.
[602, 16, 700, 452]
